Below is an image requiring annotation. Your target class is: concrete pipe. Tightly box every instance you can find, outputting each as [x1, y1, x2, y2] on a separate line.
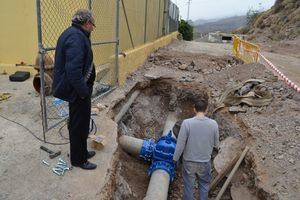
[162, 112, 177, 137]
[33, 53, 54, 96]
[119, 135, 143, 156]
[33, 72, 53, 96]
[144, 169, 170, 200]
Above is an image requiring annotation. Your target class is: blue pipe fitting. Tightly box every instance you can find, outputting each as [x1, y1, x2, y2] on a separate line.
[148, 160, 175, 181]
[140, 138, 156, 161]
[148, 131, 177, 181]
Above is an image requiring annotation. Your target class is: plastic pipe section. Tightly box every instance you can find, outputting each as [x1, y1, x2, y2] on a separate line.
[119, 135, 144, 156]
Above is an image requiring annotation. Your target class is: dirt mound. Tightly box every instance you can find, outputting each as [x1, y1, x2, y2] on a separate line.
[100, 42, 300, 199]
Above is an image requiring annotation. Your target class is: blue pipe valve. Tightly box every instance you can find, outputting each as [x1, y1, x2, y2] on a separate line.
[148, 131, 177, 181]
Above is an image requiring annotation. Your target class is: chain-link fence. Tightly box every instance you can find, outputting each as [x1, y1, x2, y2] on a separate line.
[168, 1, 179, 33]
[36, 0, 179, 142]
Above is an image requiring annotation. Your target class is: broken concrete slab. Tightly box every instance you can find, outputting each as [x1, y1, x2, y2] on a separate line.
[229, 106, 247, 113]
[214, 136, 243, 174]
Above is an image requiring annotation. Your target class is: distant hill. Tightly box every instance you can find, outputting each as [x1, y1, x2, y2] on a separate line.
[237, 0, 300, 41]
[192, 18, 219, 26]
[194, 16, 247, 35]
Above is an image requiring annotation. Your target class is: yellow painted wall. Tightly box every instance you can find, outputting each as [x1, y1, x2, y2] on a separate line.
[0, 0, 178, 84]
[113, 32, 178, 85]
[0, 0, 38, 65]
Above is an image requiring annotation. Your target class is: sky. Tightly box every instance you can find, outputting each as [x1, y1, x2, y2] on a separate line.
[174, 0, 276, 20]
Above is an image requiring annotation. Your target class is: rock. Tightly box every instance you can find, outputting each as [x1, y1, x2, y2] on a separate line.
[229, 106, 247, 113]
[96, 103, 107, 111]
[292, 93, 300, 101]
[277, 155, 284, 160]
[213, 137, 242, 173]
[178, 64, 188, 70]
[144, 73, 160, 80]
[293, 167, 297, 171]
[91, 107, 100, 115]
[114, 174, 136, 200]
[288, 158, 295, 164]
[190, 60, 195, 67]
[113, 163, 136, 200]
[272, 181, 279, 187]
[269, 123, 276, 128]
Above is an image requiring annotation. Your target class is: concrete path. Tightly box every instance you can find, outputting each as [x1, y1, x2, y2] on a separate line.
[0, 75, 119, 200]
[168, 40, 232, 56]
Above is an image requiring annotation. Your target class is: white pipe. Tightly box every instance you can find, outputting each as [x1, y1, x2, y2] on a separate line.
[119, 135, 143, 156]
[144, 169, 170, 200]
[162, 112, 177, 137]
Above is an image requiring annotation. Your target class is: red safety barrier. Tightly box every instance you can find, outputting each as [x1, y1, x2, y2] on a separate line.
[259, 52, 300, 93]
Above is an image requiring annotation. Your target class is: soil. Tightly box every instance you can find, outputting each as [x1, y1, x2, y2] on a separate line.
[1, 40, 299, 200]
[101, 40, 300, 199]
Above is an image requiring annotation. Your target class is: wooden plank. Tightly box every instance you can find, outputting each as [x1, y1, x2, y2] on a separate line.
[215, 146, 250, 200]
[209, 154, 239, 192]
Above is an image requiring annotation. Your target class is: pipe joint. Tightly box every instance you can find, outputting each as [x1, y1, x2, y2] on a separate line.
[148, 131, 177, 181]
[148, 160, 175, 181]
[140, 138, 156, 161]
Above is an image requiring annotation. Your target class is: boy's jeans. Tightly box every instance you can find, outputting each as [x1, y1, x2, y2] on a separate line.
[182, 160, 211, 200]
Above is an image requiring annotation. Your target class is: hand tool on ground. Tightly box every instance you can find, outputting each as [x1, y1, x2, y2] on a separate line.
[42, 160, 50, 166]
[40, 145, 61, 159]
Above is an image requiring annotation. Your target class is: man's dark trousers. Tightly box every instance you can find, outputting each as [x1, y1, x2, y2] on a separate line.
[68, 96, 91, 165]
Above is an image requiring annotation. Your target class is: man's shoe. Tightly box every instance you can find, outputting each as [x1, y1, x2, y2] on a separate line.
[87, 151, 96, 159]
[73, 161, 97, 170]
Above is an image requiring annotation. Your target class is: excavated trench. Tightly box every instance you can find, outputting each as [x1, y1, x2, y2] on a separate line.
[99, 78, 268, 200]
[98, 45, 288, 199]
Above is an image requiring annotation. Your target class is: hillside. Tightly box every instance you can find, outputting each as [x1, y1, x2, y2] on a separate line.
[192, 18, 219, 26]
[240, 0, 300, 41]
[194, 16, 247, 35]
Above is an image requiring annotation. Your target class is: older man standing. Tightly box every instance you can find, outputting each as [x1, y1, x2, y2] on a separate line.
[173, 99, 219, 199]
[52, 9, 97, 170]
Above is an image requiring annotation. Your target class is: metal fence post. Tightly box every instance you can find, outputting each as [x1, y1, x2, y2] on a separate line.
[162, 0, 167, 35]
[157, 0, 161, 38]
[115, 0, 120, 85]
[144, 0, 148, 43]
[176, 7, 179, 30]
[36, 0, 48, 141]
[88, 0, 92, 10]
[121, 0, 134, 48]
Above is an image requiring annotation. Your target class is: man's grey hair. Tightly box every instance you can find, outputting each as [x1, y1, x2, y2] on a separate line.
[71, 9, 93, 24]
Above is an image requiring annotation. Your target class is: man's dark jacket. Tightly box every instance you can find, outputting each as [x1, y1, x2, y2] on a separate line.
[52, 23, 95, 103]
